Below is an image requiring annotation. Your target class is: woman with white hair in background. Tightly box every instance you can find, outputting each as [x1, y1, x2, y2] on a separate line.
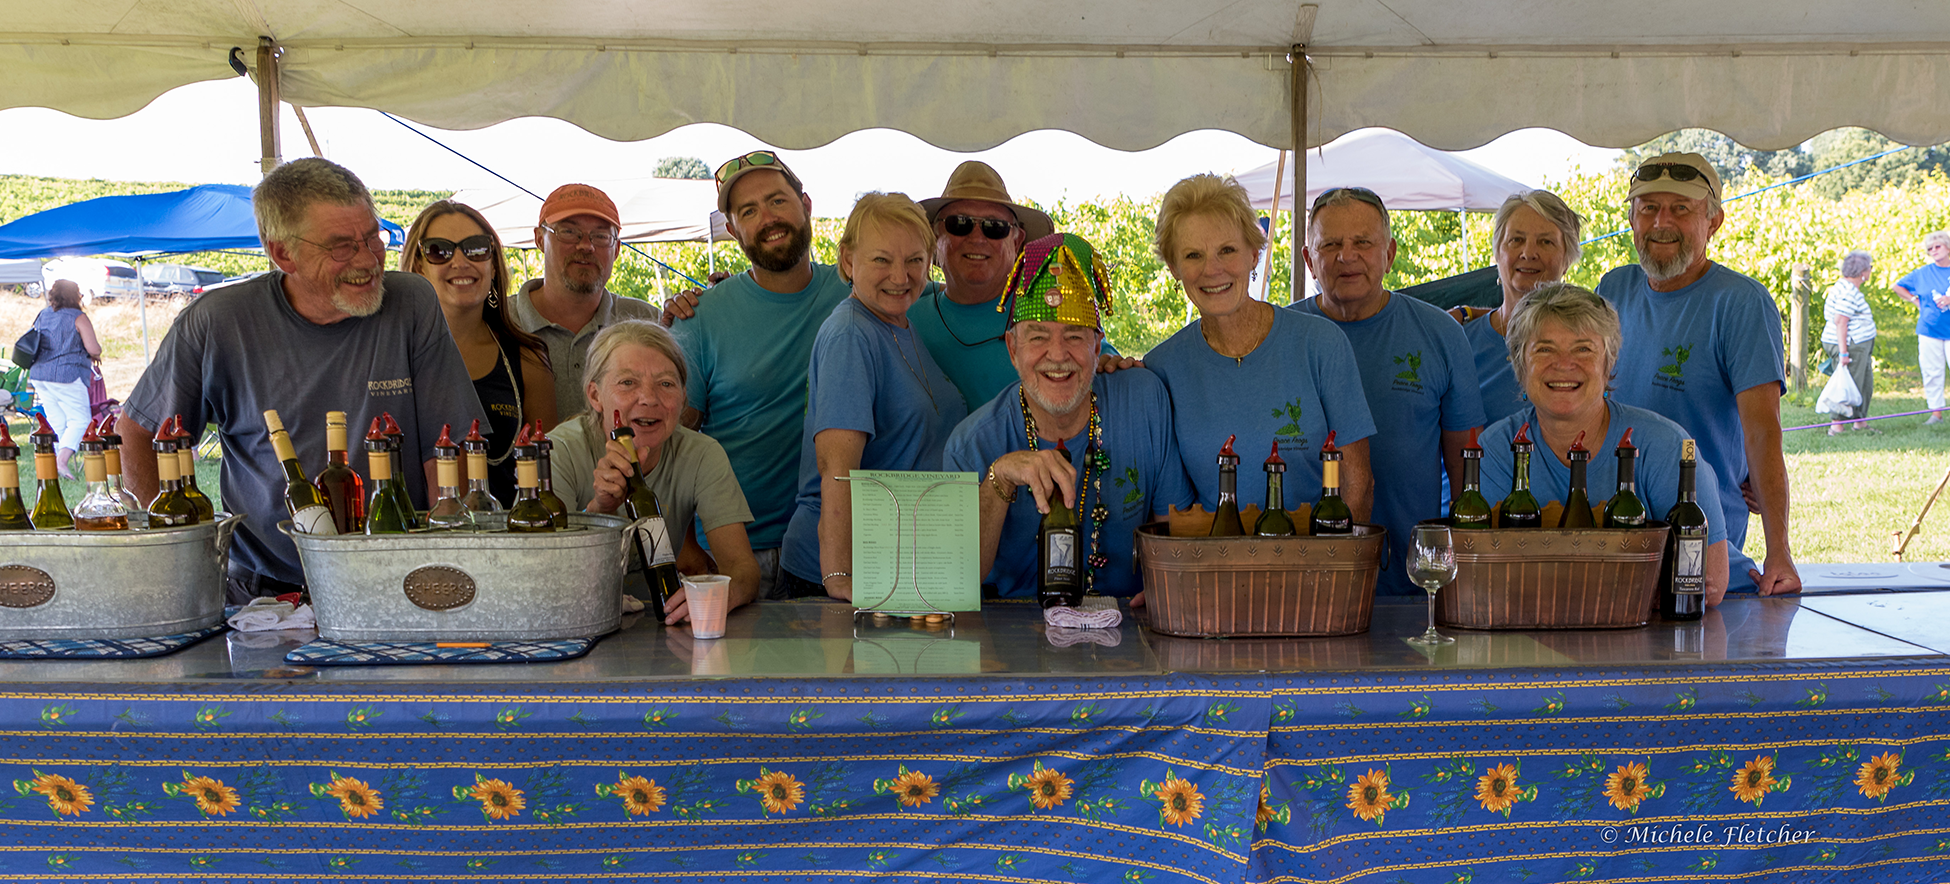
[1894, 230, 1950, 425]
[1463, 190, 1585, 425]
[1820, 249, 1877, 435]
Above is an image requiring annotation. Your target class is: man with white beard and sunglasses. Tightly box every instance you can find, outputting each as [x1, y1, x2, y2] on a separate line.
[1597, 152, 1799, 598]
[943, 233, 1191, 600]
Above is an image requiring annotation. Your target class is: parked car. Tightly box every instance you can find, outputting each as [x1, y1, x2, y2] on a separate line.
[42, 257, 141, 303]
[141, 263, 226, 297]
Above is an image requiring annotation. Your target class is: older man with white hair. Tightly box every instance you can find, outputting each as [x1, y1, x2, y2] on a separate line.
[1596, 152, 1798, 597]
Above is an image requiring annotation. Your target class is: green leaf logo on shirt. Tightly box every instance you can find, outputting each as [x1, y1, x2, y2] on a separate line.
[1659, 344, 1693, 378]
[1270, 398, 1305, 438]
[1393, 351, 1422, 383]
[1113, 466, 1144, 506]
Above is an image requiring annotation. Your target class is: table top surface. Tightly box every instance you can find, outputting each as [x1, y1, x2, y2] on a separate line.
[0, 591, 1940, 684]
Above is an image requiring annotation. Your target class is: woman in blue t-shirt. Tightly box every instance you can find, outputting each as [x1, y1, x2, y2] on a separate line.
[26, 280, 102, 478]
[1895, 230, 1950, 424]
[778, 193, 969, 599]
[1462, 189, 1584, 426]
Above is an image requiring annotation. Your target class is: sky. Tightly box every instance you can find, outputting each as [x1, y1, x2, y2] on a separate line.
[0, 77, 1623, 215]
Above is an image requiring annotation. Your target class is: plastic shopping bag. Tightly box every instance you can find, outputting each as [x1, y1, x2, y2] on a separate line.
[1815, 366, 1862, 415]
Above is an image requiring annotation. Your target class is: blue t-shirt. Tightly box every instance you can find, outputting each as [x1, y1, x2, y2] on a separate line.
[908, 281, 1118, 413]
[1477, 402, 1731, 553]
[781, 298, 970, 582]
[1598, 262, 1783, 569]
[1288, 293, 1485, 595]
[1145, 306, 1376, 511]
[942, 369, 1193, 599]
[1897, 263, 1950, 339]
[1463, 312, 1527, 426]
[671, 264, 853, 549]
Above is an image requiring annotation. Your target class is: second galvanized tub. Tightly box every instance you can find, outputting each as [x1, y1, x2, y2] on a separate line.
[0, 513, 242, 639]
[282, 512, 630, 641]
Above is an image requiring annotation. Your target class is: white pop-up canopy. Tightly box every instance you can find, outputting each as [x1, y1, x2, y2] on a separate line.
[4, 1, 1949, 154]
[446, 178, 731, 249]
[1234, 129, 1534, 213]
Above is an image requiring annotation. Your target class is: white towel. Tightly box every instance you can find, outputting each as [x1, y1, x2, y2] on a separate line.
[1045, 626, 1123, 648]
[226, 597, 316, 632]
[1043, 596, 1123, 630]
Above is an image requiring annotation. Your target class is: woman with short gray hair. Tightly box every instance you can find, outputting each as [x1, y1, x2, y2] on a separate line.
[1464, 189, 1585, 423]
[1896, 231, 1950, 424]
[1821, 249, 1877, 434]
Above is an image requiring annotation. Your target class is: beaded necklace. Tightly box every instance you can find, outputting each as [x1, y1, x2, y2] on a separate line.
[1020, 388, 1111, 591]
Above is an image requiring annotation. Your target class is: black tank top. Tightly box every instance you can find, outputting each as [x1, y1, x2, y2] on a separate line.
[473, 335, 527, 506]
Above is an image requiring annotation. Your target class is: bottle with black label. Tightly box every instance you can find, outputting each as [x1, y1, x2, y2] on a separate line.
[1559, 430, 1595, 528]
[1209, 434, 1245, 536]
[610, 410, 682, 619]
[1037, 442, 1082, 608]
[1451, 427, 1492, 529]
[1496, 422, 1542, 529]
[1253, 441, 1297, 536]
[1659, 438, 1708, 621]
[1602, 427, 1648, 528]
[1309, 431, 1352, 535]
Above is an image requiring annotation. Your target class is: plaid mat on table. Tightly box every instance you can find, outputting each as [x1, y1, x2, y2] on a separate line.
[0, 623, 228, 659]
[284, 637, 599, 665]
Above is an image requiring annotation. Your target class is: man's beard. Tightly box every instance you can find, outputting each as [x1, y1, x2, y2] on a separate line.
[1638, 231, 1701, 284]
[741, 220, 812, 273]
[330, 275, 386, 318]
[1023, 359, 1095, 417]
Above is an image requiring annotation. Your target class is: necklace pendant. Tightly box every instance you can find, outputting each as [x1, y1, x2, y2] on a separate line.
[1088, 552, 1109, 569]
[1089, 449, 1110, 471]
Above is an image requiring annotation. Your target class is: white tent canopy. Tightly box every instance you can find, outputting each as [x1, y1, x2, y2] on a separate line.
[1234, 129, 1533, 213]
[5, 2, 1950, 153]
[446, 178, 730, 249]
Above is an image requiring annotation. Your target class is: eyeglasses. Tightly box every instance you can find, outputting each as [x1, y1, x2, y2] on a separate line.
[1633, 163, 1714, 191]
[1311, 186, 1386, 215]
[943, 214, 1017, 240]
[294, 229, 386, 262]
[715, 150, 782, 183]
[418, 234, 497, 265]
[541, 224, 618, 249]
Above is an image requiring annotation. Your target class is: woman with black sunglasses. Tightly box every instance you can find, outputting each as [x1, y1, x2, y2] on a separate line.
[401, 200, 558, 504]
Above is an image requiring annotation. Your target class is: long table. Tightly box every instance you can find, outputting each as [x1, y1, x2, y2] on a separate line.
[0, 593, 1945, 883]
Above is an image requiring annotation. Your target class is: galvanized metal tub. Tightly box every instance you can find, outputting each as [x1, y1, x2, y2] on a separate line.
[282, 512, 629, 641]
[0, 513, 242, 639]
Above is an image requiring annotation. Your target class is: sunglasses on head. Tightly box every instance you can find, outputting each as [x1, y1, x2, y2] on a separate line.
[418, 235, 496, 265]
[715, 150, 781, 183]
[1311, 186, 1386, 214]
[1633, 163, 1713, 187]
[943, 214, 1017, 240]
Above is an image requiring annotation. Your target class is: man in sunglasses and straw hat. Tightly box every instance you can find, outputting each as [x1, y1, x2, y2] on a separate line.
[671, 150, 855, 599]
[1597, 152, 1798, 598]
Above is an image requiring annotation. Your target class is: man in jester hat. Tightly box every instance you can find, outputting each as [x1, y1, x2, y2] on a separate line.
[943, 233, 1193, 600]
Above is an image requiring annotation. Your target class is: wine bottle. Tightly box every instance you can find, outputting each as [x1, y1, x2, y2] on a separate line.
[379, 412, 418, 529]
[315, 410, 366, 533]
[94, 415, 144, 526]
[262, 409, 332, 534]
[173, 416, 215, 522]
[28, 412, 73, 530]
[1309, 430, 1353, 535]
[1496, 422, 1542, 529]
[1452, 427, 1492, 529]
[1559, 430, 1595, 528]
[425, 423, 468, 530]
[1209, 434, 1245, 536]
[458, 419, 503, 528]
[1659, 438, 1708, 621]
[531, 420, 569, 529]
[1602, 427, 1649, 528]
[610, 410, 681, 618]
[362, 417, 412, 535]
[1037, 442, 1083, 608]
[1253, 440, 1297, 536]
[0, 423, 32, 531]
[505, 425, 556, 533]
[72, 424, 129, 530]
[149, 418, 197, 528]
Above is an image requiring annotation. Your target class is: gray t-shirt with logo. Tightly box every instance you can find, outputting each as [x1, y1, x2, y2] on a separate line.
[124, 270, 486, 585]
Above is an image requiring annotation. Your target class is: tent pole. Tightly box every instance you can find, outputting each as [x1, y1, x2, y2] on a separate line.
[1262, 150, 1285, 301]
[1289, 43, 1308, 303]
[1459, 209, 1468, 269]
[136, 258, 151, 366]
[256, 37, 282, 176]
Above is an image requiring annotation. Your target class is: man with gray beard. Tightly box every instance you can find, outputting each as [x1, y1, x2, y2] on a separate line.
[120, 158, 484, 601]
[942, 233, 1191, 600]
[1597, 152, 1798, 597]
[510, 183, 659, 419]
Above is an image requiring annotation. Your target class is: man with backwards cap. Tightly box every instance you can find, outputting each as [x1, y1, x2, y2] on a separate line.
[509, 183, 660, 420]
[1597, 152, 1799, 596]
[943, 233, 1192, 600]
[671, 151, 855, 599]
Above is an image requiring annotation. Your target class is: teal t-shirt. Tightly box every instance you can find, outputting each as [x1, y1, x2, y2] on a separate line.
[671, 264, 853, 549]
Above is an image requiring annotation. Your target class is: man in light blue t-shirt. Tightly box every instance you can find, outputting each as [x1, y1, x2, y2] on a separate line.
[1895, 231, 1950, 423]
[1596, 152, 1798, 597]
[671, 151, 852, 598]
[1289, 188, 1484, 596]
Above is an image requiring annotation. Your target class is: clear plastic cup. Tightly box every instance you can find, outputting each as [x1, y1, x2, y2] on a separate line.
[683, 574, 732, 639]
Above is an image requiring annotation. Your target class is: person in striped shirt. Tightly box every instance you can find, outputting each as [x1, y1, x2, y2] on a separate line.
[1820, 249, 1877, 434]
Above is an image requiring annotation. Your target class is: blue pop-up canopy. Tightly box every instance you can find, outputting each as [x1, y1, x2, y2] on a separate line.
[0, 184, 403, 260]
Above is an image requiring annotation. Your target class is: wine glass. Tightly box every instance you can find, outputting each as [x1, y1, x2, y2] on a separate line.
[1406, 523, 1457, 646]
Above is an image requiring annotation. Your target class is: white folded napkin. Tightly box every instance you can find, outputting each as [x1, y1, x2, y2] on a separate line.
[227, 597, 316, 632]
[1043, 595, 1123, 630]
[1045, 626, 1123, 648]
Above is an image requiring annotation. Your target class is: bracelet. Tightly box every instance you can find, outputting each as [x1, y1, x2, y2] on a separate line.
[986, 465, 1018, 503]
[821, 572, 850, 584]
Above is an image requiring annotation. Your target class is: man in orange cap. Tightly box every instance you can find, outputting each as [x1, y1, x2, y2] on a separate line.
[509, 183, 659, 419]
